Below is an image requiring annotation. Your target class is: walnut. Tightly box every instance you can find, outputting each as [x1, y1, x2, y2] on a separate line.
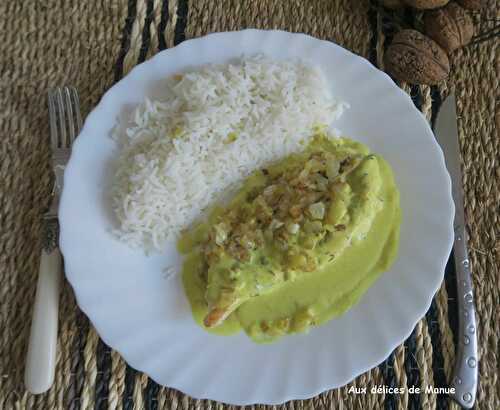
[457, 0, 487, 9]
[403, 0, 449, 9]
[425, 3, 474, 53]
[385, 29, 450, 84]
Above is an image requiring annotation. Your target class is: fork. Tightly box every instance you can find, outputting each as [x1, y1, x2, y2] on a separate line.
[24, 87, 82, 394]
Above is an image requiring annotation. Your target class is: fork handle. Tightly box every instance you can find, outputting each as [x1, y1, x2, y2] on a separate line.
[25, 248, 61, 394]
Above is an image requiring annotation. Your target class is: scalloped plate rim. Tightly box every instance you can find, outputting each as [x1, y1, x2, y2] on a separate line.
[59, 29, 454, 405]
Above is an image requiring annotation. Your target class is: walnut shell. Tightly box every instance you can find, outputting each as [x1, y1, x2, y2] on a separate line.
[380, 0, 405, 8]
[385, 29, 450, 84]
[403, 0, 449, 9]
[457, 0, 487, 9]
[425, 3, 474, 53]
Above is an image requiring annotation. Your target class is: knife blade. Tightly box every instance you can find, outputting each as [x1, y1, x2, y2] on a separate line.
[434, 93, 478, 408]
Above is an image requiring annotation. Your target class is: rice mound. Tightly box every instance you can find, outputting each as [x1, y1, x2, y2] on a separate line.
[111, 55, 347, 251]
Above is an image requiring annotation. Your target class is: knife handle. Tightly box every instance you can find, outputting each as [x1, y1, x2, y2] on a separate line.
[449, 225, 478, 408]
[24, 248, 61, 394]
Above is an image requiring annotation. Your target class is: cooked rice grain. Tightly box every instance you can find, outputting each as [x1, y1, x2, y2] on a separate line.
[111, 55, 347, 251]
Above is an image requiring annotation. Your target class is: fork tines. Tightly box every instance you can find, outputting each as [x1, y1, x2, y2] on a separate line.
[48, 87, 82, 149]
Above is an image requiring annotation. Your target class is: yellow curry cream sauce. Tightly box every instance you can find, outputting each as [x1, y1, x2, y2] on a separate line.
[178, 135, 400, 343]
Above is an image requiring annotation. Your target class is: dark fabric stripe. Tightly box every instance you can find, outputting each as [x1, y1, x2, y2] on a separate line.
[367, 0, 379, 66]
[144, 378, 160, 410]
[173, 0, 188, 45]
[69, 311, 88, 410]
[122, 365, 137, 410]
[410, 85, 422, 110]
[381, 352, 398, 410]
[426, 298, 449, 410]
[403, 7, 417, 29]
[138, 0, 155, 63]
[404, 328, 422, 410]
[430, 85, 443, 130]
[94, 340, 112, 410]
[158, 0, 170, 51]
[114, 0, 138, 82]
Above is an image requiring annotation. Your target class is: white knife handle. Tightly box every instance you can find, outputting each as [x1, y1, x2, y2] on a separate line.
[24, 248, 61, 394]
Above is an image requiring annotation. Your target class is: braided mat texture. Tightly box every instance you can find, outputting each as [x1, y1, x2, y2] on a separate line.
[1, 1, 498, 409]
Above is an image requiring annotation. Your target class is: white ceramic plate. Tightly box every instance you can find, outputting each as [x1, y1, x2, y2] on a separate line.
[59, 30, 454, 405]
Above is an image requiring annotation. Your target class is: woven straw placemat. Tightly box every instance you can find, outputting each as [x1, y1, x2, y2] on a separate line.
[0, 1, 498, 409]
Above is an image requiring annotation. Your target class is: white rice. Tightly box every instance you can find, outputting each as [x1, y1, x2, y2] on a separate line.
[111, 55, 347, 251]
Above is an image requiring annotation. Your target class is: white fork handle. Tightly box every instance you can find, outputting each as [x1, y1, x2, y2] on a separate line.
[25, 248, 61, 394]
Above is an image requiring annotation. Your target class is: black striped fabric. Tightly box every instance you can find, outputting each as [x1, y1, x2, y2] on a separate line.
[138, 0, 155, 63]
[111, 2, 191, 407]
[114, 0, 138, 82]
[72, 311, 89, 410]
[174, 0, 188, 45]
[158, 0, 170, 51]
[123, 365, 137, 410]
[95, 340, 112, 410]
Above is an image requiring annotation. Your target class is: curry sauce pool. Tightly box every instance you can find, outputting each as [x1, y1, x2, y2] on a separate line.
[179, 135, 401, 343]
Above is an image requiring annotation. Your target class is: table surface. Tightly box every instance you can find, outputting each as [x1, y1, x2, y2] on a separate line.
[1, 1, 498, 409]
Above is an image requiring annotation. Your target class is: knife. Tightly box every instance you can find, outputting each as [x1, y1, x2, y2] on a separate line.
[434, 93, 478, 408]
